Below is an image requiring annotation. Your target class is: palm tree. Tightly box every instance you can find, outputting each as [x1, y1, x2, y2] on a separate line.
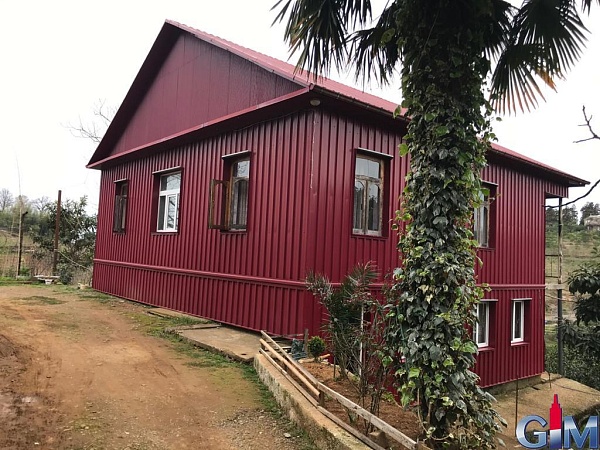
[273, 0, 596, 448]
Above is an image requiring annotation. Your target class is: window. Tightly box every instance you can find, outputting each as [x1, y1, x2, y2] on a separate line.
[157, 172, 181, 232]
[230, 159, 250, 229]
[474, 184, 496, 248]
[353, 155, 383, 236]
[475, 302, 490, 348]
[512, 300, 525, 343]
[209, 153, 251, 231]
[113, 180, 128, 233]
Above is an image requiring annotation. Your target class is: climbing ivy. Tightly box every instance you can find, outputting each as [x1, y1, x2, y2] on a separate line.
[385, 3, 505, 448]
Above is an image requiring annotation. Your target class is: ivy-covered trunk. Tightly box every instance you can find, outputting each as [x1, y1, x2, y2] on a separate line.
[387, 1, 503, 448]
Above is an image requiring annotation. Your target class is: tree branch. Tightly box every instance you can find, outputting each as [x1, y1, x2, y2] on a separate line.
[64, 99, 115, 144]
[574, 105, 600, 143]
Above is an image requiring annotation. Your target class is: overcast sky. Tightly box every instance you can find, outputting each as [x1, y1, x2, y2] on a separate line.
[1, 0, 599, 215]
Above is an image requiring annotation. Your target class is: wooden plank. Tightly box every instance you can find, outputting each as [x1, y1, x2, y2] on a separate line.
[316, 406, 387, 450]
[260, 331, 320, 386]
[318, 382, 419, 449]
[259, 339, 320, 399]
[259, 349, 318, 407]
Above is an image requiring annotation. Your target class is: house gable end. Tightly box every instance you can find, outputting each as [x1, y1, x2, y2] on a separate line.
[88, 22, 305, 165]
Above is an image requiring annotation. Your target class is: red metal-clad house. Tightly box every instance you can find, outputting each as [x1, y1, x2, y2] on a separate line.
[87, 20, 587, 387]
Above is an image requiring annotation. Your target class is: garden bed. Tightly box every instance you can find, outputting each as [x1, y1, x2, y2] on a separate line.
[301, 360, 423, 449]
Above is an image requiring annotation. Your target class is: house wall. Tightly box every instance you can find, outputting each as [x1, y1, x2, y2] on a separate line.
[93, 104, 568, 387]
[108, 33, 303, 158]
[94, 111, 315, 336]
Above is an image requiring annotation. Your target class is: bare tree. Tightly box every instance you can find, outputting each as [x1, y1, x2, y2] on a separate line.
[31, 196, 51, 213]
[0, 188, 14, 212]
[65, 99, 115, 143]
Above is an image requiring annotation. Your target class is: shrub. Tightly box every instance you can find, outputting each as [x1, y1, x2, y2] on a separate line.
[545, 344, 600, 391]
[307, 336, 326, 361]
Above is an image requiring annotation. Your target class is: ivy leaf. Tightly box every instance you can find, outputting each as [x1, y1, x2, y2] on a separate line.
[435, 125, 450, 136]
[399, 143, 409, 157]
[408, 367, 421, 379]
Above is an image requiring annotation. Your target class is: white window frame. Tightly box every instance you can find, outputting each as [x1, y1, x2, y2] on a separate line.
[353, 154, 384, 236]
[511, 299, 526, 343]
[157, 172, 181, 232]
[475, 302, 490, 348]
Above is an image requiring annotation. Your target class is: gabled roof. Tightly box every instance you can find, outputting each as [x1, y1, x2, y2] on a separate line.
[166, 20, 405, 118]
[87, 20, 588, 189]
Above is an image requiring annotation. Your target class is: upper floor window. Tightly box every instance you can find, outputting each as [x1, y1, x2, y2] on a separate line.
[230, 159, 250, 229]
[474, 184, 496, 248]
[353, 155, 383, 236]
[157, 172, 181, 232]
[113, 180, 128, 233]
[209, 152, 251, 231]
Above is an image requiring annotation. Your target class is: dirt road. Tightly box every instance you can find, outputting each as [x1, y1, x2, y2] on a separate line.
[0, 284, 313, 450]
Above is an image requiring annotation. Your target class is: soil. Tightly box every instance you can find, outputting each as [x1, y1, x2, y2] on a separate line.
[301, 361, 422, 449]
[0, 285, 311, 450]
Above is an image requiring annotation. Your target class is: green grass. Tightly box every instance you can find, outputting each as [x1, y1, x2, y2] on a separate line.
[0, 277, 32, 286]
[22, 295, 65, 305]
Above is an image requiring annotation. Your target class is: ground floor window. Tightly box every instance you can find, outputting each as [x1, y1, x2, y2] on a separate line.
[511, 299, 526, 343]
[113, 180, 128, 233]
[475, 302, 490, 348]
[157, 171, 181, 232]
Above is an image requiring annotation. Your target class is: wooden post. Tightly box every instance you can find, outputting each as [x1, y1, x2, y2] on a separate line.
[557, 198, 564, 376]
[52, 190, 62, 276]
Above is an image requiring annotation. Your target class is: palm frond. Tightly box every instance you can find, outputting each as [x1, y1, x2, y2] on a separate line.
[490, 0, 589, 114]
[483, 0, 516, 62]
[272, 0, 373, 78]
[581, 0, 600, 13]
[350, 1, 402, 85]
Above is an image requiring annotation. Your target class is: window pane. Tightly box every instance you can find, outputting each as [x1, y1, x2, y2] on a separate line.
[161, 173, 181, 191]
[367, 184, 380, 232]
[166, 194, 177, 229]
[233, 160, 250, 178]
[354, 181, 365, 230]
[514, 303, 522, 339]
[477, 303, 488, 345]
[356, 157, 380, 178]
[158, 196, 166, 230]
[474, 205, 489, 247]
[231, 179, 249, 227]
[120, 197, 127, 230]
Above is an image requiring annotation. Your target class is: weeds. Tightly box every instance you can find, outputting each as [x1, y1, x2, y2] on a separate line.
[22, 295, 64, 305]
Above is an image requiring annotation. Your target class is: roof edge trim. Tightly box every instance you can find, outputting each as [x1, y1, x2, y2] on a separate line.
[87, 87, 310, 169]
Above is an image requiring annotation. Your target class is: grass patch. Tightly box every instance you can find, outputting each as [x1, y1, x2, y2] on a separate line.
[0, 277, 32, 286]
[22, 295, 65, 305]
[77, 292, 117, 303]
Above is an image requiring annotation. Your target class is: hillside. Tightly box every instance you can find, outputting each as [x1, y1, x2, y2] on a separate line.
[545, 227, 600, 320]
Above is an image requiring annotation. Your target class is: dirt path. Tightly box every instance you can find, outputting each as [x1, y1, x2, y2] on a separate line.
[0, 284, 312, 450]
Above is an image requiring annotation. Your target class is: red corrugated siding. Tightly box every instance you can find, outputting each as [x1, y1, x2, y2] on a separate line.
[109, 33, 302, 158]
[93, 105, 570, 387]
[474, 288, 546, 387]
[94, 111, 315, 336]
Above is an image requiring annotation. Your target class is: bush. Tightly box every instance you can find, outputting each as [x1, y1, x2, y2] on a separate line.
[545, 344, 600, 391]
[307, 336, 326, 361]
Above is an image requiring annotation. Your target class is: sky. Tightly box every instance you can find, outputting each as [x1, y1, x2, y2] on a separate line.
[1, 0, 599, 215]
